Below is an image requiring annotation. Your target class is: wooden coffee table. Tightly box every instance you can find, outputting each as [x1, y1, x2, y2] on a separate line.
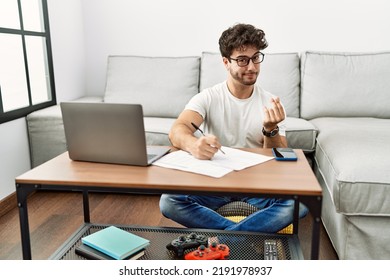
[15, 148, 322, 259]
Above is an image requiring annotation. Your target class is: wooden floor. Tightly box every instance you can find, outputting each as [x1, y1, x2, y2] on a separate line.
[0, 191, 338, 260]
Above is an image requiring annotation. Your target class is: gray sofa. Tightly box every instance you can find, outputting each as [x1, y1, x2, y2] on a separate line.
[26, 51, 390, 259]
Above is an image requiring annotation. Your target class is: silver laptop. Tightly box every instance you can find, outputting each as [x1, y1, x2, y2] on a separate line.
[60, 102, 170, 166]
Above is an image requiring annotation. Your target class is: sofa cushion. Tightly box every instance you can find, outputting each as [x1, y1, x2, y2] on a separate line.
[200, 52, 301, 118]
[311, 117, 390, 215]
[301, 51, 390, 119]
[103, 55, 200, 118]
[319, 172, 390, 259]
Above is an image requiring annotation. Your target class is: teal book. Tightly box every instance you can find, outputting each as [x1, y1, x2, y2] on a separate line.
[81, 226, 150, 260]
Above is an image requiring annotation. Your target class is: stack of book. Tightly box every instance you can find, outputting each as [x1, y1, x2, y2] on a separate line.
[76, 226, 150, 260]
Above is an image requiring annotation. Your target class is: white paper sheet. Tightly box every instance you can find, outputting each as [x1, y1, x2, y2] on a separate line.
[152, 147, 274, 178]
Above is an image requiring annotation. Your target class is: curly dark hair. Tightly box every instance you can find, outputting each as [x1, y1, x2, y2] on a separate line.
[219, 23, 268, 58]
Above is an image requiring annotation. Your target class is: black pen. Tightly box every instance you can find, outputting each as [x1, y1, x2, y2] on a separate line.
[191, 122, 225, 154]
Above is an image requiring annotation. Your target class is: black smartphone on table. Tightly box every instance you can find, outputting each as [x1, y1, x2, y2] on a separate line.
[272, 148, 298, 161]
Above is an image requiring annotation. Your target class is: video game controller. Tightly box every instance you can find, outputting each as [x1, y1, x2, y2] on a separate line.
[166, 233, 208, 257]
[184, 242, 230, 260]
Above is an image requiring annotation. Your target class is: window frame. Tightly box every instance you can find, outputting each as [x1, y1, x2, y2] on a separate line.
[0, 0, 56, 124]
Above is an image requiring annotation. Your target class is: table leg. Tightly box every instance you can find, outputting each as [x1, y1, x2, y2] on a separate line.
[310, 210, 321, 259]
[293, 195, 300, 234]
[300, 195, 322, 260]
[82, 190, 90, 223]
[16, 183, 36, 260]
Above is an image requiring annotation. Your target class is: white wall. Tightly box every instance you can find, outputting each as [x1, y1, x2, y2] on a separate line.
[81, 0, 390, 96]
[0, 119, 31, 200]
[48, 0, 87, 103]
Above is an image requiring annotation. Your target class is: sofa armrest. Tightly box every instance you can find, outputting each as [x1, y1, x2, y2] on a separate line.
[284, 117, 317, 152]
[26, 96, 103, 167]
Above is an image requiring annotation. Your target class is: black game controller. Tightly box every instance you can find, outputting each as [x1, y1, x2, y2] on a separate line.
[167, 233, 208, 257]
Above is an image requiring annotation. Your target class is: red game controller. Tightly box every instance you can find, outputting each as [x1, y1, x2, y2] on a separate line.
[184, 242, 230, 260]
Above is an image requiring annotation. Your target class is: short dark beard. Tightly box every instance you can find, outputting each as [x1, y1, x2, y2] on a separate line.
[230, 69, 259, 86]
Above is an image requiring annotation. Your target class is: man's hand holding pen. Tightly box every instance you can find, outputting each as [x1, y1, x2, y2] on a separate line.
[190, 122, 225, 160]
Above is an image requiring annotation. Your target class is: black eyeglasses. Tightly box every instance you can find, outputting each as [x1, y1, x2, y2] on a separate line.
[229, 52, 265, 67]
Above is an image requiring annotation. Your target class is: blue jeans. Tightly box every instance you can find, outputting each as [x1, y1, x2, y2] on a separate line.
[159, 194, 308, 233]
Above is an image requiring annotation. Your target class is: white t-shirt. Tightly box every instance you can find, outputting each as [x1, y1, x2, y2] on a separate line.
[184, 82, 286, 148]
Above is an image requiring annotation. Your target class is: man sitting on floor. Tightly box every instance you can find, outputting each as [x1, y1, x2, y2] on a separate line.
[159, 23, 308, 233]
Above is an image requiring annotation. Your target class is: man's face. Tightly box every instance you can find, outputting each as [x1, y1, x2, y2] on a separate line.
[224, 46, 261, 86]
